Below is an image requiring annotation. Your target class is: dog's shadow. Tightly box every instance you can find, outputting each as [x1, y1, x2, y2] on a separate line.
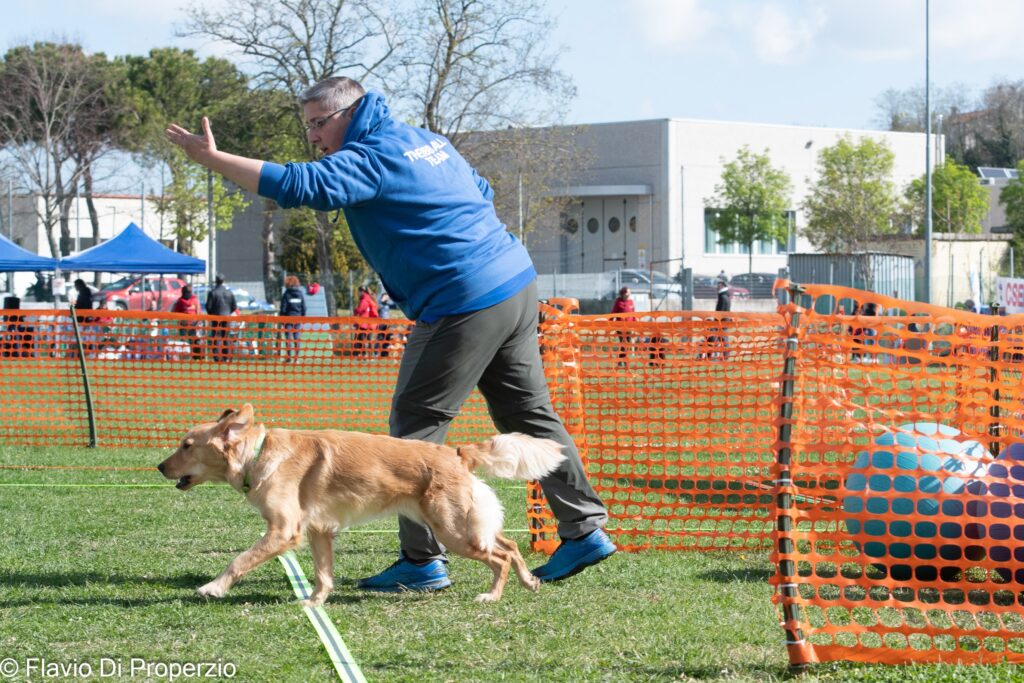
[0, 569, 377, 608]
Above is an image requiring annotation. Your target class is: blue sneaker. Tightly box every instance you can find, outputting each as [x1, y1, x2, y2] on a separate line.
[532, 529, 616, 583]
[356, 556, 451, 593]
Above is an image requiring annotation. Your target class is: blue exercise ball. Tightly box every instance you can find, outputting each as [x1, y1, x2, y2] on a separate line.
[843, 422, 991, 581]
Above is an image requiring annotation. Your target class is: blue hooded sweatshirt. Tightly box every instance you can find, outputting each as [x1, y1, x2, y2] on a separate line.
[257, 92, 536, 322]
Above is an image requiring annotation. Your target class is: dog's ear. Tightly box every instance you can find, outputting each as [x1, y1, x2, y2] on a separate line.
[217, 408, 239, 422]
[216, 404, 254, 447]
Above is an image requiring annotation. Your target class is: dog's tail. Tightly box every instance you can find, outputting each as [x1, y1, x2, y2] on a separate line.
[456, 433, 566, 480]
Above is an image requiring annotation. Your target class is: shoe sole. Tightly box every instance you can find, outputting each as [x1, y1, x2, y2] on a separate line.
[536, 547, 616, 584]
[356, 579, 452, 594]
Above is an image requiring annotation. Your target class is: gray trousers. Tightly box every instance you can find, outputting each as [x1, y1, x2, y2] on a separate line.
[390, 281, 608, 563]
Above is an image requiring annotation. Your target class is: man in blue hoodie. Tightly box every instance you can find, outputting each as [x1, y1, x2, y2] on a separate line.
[165, 76, 613, 592]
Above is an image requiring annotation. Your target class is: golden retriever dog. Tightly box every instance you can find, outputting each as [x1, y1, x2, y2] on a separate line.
[157, 404, 565, 604]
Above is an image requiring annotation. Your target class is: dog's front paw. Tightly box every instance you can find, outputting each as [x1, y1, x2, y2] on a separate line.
[197, 582, 227, 599]
[474, 592, 499, 603]
[301, 596, 326, 608]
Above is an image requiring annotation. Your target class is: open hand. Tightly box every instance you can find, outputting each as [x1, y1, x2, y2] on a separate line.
[165, 117, 218, 164]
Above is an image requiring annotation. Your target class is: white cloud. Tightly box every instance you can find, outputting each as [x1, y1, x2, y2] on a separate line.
[740, 2, 826, 64]
[631, 0, 718, 50]
[931, 1, 1024, 61]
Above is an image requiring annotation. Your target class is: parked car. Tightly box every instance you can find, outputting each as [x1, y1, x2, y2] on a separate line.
[193, 285, 276, 315]
[100, 276, 187, 311]
[615, 269, 681, 298]
[728, 272, 778, 298]
[692, 275, 749, 300]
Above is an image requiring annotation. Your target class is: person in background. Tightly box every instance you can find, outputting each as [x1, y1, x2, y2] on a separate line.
[32, 272, 51, 302]
[205, 274, 237, 362]
[171, 284, 202, 360]
[715, 279, 731, 312]
[378, 291, 396, 319]
[611, 286, 636, 366]
[279, 275, 307, 362]
[709, 279, 732, 358]
[376, 290, 398, 357]
[72, 278, 97, 353]
[73, 278, 94, 313]
[165, 74, 612, 593]
[353, 284, 379, 356]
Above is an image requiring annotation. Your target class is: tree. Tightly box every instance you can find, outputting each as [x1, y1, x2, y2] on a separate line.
[874, 79, 1024, 168]
[124, 48, 251, 259]
[974, 81, 1024, 168]
[903, 156, 990, 235]
[396, 0, 574, 143]
[465, 124, 590, 247]
[1000, 159, 1024, 265]
[802, 136, 899, 289]
[155, 159, 249, 256]
[872, 83, 972, 133]
[179, 0, 403, 313]
[705, 146, 792, 276]
[395, 0, 581, 246]
[0, 42, 111, 259]
[213, 87, 306, 302]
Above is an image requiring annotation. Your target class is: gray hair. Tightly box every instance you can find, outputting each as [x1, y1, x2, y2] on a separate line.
[299, 77, 366, 111]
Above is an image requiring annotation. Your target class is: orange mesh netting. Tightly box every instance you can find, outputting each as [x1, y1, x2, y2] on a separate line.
[770, 283, 1024, 666]
[6, 286, 1024, 668]
[527, 299, 786, 553]
[0, 308, 494, 447]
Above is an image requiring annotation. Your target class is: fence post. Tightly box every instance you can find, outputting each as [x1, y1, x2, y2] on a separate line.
[68, 306, 97, 448]
[988, 303, 1001, 457]
[774, 282, 811, 672]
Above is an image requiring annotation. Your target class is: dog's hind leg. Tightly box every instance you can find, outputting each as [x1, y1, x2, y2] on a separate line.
[304, 527, 335, 607]
[496, 534, 540, 592]
[435, 531, 512, 604]
[198, 522, 303, 599]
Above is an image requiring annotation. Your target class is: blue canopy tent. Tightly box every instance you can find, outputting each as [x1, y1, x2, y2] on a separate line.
[58, 223, 205, 274]
[0, 232, 58, 272]
[58, 223, 205, 311]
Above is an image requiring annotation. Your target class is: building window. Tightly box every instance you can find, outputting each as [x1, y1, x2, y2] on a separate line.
[562, 216, 579, 234]
[705, 208, 795, 255]
[587, 217, 599, 234]
[629, 216, 637, 232]
[608, 216, 620, 233]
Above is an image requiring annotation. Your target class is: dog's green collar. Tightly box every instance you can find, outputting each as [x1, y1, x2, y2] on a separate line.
[241, 430, 266, 494]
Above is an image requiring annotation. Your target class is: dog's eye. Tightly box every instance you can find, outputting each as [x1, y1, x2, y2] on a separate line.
[183, 439, 194, 450]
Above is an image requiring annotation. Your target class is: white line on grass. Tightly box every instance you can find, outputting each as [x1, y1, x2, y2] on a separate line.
[278, 550, 367, 683]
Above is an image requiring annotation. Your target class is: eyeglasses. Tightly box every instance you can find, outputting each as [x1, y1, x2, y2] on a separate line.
[304, 105, 353, 132]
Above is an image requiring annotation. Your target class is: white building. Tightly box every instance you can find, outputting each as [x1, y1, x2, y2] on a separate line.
[518, 118, 939, 282]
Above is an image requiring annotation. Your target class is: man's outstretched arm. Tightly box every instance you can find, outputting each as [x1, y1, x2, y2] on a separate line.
[165, 117, 263, 194]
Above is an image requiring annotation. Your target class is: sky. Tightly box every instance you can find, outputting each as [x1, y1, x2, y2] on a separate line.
[2, 0, 1023, 132]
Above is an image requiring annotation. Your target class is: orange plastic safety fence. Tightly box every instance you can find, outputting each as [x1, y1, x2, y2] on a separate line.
[525, 300, 786, 553]
[769, 283, 1024, 666]
[0, 308, 496, 447]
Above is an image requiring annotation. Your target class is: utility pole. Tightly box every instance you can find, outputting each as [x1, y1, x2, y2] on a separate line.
[5, 180, 12, 294]
[923, 0, 933, 304]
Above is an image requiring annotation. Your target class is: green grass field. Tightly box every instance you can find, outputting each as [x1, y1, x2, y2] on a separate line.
[1, 445, 1020, 682]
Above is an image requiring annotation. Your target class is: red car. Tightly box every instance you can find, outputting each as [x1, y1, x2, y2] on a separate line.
[100, 276, 187, 311]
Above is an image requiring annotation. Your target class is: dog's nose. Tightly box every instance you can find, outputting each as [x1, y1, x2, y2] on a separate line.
[157, 462, 165, 473]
